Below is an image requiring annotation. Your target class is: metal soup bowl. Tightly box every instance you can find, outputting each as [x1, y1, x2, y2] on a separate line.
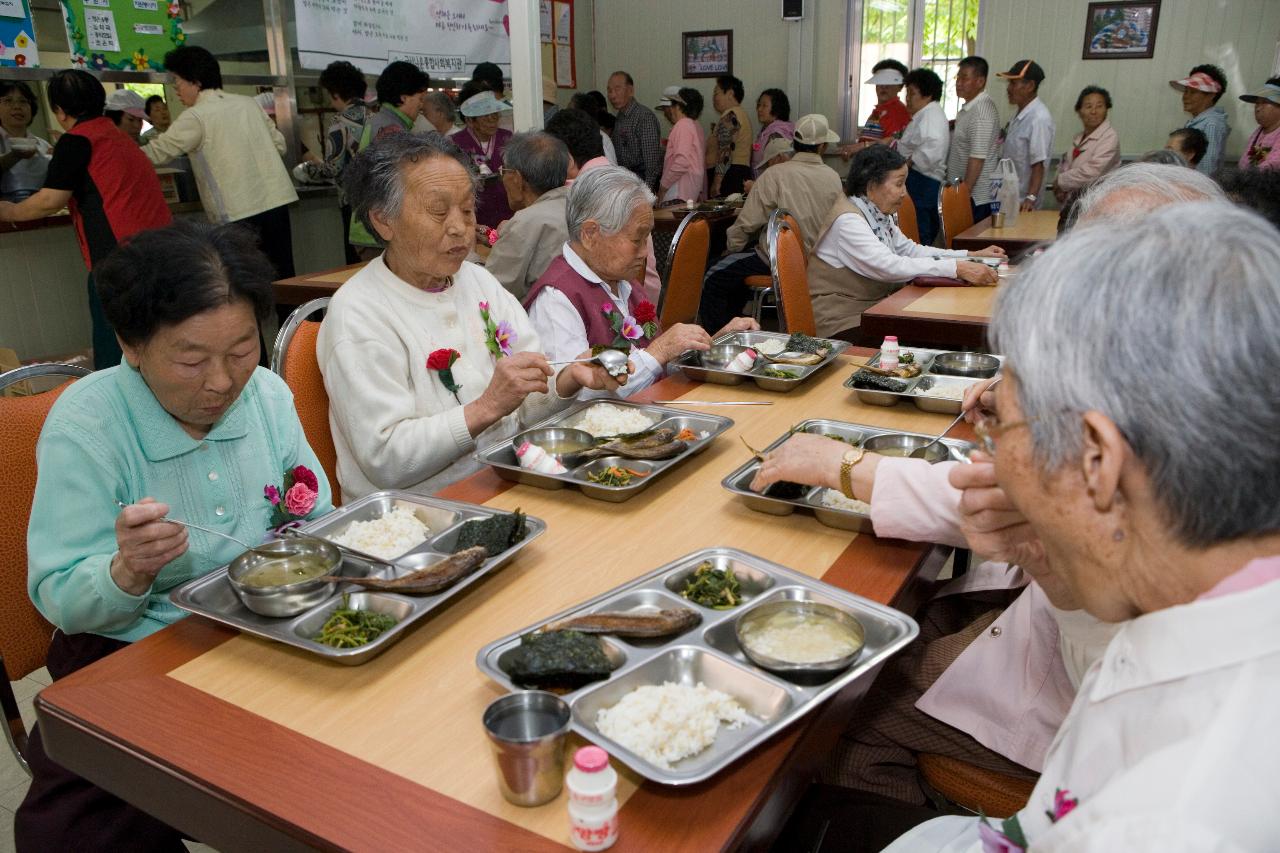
[735, 600, 865, 676]
[511, 427, 596, 467]
[931, 352, 1000, 378]
[862, 433, 951, 463]
[226, 537, 342, 618]
[702, 343, 751, 370]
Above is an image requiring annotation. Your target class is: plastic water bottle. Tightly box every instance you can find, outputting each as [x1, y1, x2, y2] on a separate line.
[881, 336, 900, 373]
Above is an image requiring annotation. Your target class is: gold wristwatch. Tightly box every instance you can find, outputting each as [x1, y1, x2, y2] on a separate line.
[839, 448, 866, 500]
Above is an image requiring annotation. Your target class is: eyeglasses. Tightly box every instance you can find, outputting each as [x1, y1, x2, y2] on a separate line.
[972, 410, 1032, 455]
[497, 166, 517, 178]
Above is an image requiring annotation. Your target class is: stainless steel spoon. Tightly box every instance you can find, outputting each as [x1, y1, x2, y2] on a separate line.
[113, 499, 276, 555]
[910, 411, 966, 459]
[547, 348, 630, 377]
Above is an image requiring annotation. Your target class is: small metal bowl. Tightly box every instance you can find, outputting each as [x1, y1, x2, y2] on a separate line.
[735, 600, 865, 676]
[702, 343, 752, 370]
[512, 427, 596, 467]
[862, 433, 951, 463]
[226, 538, 342, 618]
[931, 352, 1000, 378]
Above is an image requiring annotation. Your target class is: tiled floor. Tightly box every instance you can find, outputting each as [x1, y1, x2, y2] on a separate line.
[0, 669, 215, 852]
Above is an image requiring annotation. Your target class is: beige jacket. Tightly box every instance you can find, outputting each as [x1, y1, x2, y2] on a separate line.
[484, 185, 570, 299]
[806, 197, 898, 338]
[143, 89, 296, 223]
[725, 152, 844, 260]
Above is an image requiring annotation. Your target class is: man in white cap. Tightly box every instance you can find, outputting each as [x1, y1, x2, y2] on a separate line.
[996, 59, 1055, 211]
[103, 88, 147, 144]
[699, 113, 843, 332]
[1171, 64, 1231, 175]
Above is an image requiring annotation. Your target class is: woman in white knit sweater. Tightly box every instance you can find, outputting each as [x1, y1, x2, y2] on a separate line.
[318, 133, 625, 503]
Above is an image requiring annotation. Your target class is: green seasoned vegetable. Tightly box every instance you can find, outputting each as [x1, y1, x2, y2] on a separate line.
[761, 367, 798, 379]
[314, 596, 398, 648]
[785, 332, 831, 355]
[452, 509, 528, 556]
[899, 351, 916, 364]
[680, 561, 743, 609]
[506, 630, 614, 689]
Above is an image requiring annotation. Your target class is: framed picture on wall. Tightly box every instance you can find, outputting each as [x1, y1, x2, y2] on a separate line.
[1082, 1, 1160, 60]
[682, 30, 733, 78]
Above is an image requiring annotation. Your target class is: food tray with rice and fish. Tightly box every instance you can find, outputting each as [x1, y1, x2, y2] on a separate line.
[473, 399, 733, 502]
[475, 548, 918, 785]
[675, 331, 850, 392]
[722, 419, 978, 532]
[170, 492, 545, 665]
[845, 346, 1004, 414]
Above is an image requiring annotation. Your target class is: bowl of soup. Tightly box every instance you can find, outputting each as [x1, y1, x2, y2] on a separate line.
[735, 600, 866, 676]
[862, 433, 951, 463]
[226, 537, 342, 617]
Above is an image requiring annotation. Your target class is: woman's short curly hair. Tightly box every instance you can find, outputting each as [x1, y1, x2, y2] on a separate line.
[845, 144, 908, 197]
[319, 60, 368, 104]
[95, 221, 274, 347]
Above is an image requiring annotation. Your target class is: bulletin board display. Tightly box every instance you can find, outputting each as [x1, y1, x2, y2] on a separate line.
[60, 0, 187, 72]
[0, 0, 39, 67]
[538, 0, 573, 88]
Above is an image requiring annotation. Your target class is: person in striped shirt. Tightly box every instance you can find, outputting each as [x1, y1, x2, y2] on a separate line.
[1170, 65, 1231, 175]
[945, 55, 1001, 222]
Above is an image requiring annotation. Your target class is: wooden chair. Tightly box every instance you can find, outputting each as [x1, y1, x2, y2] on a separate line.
[0, 363, 92, 774]
[270, 298, 341, 506]
[767, 212, 816, 335]
[918, 753, 1037, 819]
[744, 211, 800, 322]
[659, 212, 710, 327]
[897, 192, 921, 244]
[939, 179, 975, 249]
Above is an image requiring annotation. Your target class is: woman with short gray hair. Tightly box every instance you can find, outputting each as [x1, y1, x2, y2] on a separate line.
[524, 165, 756, 398]
[420, 90, 458, 136]
[316, 133, 625, 501]
[885, 201, 1280, 849]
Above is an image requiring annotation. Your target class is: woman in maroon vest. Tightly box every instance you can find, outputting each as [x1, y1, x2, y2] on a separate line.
[524, 165, 755, 398]
[0, 70, 171, 368]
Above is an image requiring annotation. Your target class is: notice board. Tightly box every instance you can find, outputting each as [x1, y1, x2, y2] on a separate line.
[60, 0, 186, 71]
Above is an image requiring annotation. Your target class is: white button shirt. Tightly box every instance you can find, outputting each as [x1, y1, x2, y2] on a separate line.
[526, 244, 664, 399]
[1001, 96, 1055, 202]
[812, 199, 967, 283]
[885, 557, 1280, 852]
[897, 101, 949, 182]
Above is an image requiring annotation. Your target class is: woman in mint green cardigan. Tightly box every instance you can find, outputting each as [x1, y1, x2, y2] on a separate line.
[17, 220, 332, 852]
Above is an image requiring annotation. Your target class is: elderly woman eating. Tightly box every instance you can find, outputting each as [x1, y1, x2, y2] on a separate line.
[808, 145, 1003, 339]
[16, 220, 333, 849]
[318, 133, 622, 503]
[880, 200, 1280, 850]
[524, 165, 756, 398]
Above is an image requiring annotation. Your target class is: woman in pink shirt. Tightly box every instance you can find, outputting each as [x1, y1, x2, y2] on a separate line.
[656, 86, 706, 203]
[1053, 86, 1121, 204]
[1238, 79, 1280, 170]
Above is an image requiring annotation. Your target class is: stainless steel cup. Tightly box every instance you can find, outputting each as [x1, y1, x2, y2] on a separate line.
[482, 691, 571, 807]
[992, 211, 1007, 228]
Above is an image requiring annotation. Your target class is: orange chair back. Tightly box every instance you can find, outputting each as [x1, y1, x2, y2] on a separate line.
[280, 321, 341, 506]
[897, 193, 921, 243]
[940, 181, 975, 249]
[0, 382, 71, 681]
[770, 219, 816, 335]
[660, 214, 711, 327]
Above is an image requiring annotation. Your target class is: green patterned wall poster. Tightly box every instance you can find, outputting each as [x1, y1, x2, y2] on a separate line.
[60, 0, 185, 71]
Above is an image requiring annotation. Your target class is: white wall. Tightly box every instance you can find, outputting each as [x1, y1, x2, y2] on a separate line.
[979, 0, 1280, 160]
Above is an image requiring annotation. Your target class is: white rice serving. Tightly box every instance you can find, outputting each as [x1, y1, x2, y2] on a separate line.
[330, 506, 430, 559]
[820, 489, 871, 514]
[595, 681, 750, 769]
[915, 378, 969, 401]
[571, 403, 658, 437]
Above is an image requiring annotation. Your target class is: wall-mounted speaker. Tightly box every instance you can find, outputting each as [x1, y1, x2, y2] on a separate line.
[782, 0, 803, 21]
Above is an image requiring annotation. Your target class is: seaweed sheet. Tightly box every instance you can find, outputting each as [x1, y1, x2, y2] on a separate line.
[506, 630, 614, 690]
[451, 509, 528, 556]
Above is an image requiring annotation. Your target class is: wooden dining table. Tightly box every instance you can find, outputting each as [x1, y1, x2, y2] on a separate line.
[34, 352, 971, 852]
[272, 262, 367, 307]
[861, 282, 1001, 351]
[951, 209, 1059, 255]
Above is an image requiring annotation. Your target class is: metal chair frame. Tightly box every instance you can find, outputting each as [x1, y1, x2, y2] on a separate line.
[271, 298, 331, 376]
[765, 211, 812, 334]
[0, 363, 92, 775]
[748, 209, 797, 323]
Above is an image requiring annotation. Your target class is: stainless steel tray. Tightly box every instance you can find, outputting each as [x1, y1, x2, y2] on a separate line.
[475, 548, 918, 785]
[844, 347, 1004, 414]
[170, 491, 546, 665]
[675, 331, 850, 392]
[473, 400, 733, 502]
[721, 419, 977, 532]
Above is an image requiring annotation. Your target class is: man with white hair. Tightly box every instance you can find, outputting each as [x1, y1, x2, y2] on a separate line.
[1069, 160, 1223, 225]
[525, 166, 755, 398]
